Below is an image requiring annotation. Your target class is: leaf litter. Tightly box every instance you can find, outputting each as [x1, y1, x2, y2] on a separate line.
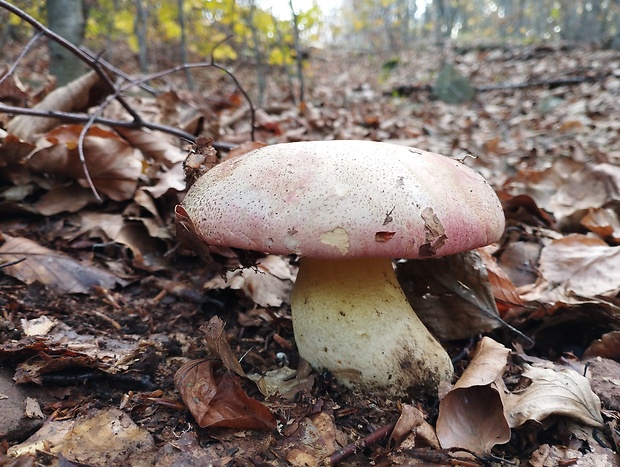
[1, 42, 620, 465]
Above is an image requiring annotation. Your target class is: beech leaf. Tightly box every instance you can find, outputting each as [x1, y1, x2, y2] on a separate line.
[174, 359, 276, 430]
[504, 365, 604, 428]
[436, 337, 511, 454]
[0, 236, 126, 294]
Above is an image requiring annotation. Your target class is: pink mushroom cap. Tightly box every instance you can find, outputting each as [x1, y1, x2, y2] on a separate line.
[180, 140, 505, 259]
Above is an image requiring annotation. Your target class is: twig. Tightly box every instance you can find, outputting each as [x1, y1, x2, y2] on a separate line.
[0, 102, 236, 151]
[326, 421, 396, 465]
[0, 31, 44, 88]
[0, 0, 141, 122]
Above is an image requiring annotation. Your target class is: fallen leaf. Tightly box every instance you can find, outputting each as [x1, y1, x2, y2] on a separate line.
[204, 255, 296, 308]
[174, 359, 276, 430]
[8, 408, 156, 464]
[537, 234, 620, 297]
[0, 236, 126, 294]
[201, 316, 245, 377]
[249, 364, 315, 400]
[504, 365, 604, 428]
[278, 412, 345, 466]
[27, 124, 142, 202]
[580, 208, 620, 242]
[390, 404, 439, 449]
[7, 71, 106, 142]
[398, 250, 504, 340]
[436, 337, 511, 454]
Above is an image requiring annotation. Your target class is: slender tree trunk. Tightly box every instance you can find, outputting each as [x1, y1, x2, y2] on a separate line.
[135, 0, 149, 72]
[247, 1, 266, 107]
[177, 0, 194, 90]
[290, 0, 305, 104]
[47, 0, 86, 86]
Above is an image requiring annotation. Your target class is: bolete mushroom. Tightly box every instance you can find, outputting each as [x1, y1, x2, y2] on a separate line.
[177, 140, 505, 396]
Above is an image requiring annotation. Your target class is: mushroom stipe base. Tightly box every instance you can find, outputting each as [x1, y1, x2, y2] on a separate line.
[291, 257, 454, 396]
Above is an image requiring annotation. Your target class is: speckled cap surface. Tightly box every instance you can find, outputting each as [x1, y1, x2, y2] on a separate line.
[180, 140, 505, 259]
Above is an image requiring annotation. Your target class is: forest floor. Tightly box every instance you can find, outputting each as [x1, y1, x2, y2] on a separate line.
[1, 41, 620, 466]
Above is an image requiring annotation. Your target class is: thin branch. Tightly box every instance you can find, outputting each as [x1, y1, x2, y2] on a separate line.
[0, 31, 44, 88]
[0, 102, 236, 152]
[0, 0, 141, 123]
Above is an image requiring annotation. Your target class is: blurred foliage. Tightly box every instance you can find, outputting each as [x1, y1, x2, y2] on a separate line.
[2, 0, 323, 65]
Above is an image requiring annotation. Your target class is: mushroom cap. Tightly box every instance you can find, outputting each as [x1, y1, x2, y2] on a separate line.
[180, 140, 505, 259]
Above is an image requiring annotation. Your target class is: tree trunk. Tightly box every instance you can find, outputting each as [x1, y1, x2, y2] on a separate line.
[290, 0, 305, 104]
[177, 0, 194, 90]
[46, 0, 86, 86]
[135, 0, 149, 72]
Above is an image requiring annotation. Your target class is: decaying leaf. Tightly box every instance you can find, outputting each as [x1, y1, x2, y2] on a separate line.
[7, 71, 106, 142]
[0, 236, 126, 294]
[390, 404, 440, 449]
[249, 363, 315, 400]
[204, 255, 296, 308]
[201, 316, 245, 377]
[7, 408, 156, 464]
[398, 250, 505, 340]
[278, 412, 345, 467]
[536, 234, 620, 297]
[27, 124, 142, 202]
[1, 319, 154, 383]
[174, 359, 276, 430]
[504, 365, 604, 428]
[436, 337, 511, 454]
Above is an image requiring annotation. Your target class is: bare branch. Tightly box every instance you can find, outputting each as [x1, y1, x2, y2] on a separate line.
[0, 31, 44, 88]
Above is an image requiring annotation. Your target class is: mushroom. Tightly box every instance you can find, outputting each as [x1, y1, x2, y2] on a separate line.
[177, 140, 505, 396]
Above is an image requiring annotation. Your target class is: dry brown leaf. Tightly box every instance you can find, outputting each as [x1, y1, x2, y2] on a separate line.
[436, 337, 511, 454]
[0, 134, 36, 185]
[390, 404, 440, 449]
[504, 365, 604, 428]
[174, 359, 276, 430]
[34, 184, 96, 215]
[204, 255, 295, 308]
[114, 127, 187, 166]
[7, 408, 155, 464]
[398, 250, 504, 340]
[113, 223, 167, 271]
[537, 234, 620, 297]
[280, 412, 345, 467]
[201, 316, 245, 377]
[27, 124, 142, 202]
[580, 208, 620, 242]
[249, 364, 315, 400]
[478, 247, 524, 310]
[0, 236, 126, 294]
[7, 71, 105, 142]
[584, 331, 620, 360]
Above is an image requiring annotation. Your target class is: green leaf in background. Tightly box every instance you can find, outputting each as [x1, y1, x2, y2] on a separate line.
[432, 63, 475, 104]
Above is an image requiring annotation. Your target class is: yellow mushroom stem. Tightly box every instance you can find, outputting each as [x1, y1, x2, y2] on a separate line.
[291, 257, 454, 396]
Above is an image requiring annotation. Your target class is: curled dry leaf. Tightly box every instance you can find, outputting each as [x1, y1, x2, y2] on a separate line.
[7, 71, 106, 142]
[537, 234, 620, 297]
[436, 337, 511, 454]
[580, 207, 620, 243]
[174, 359, 276, 431]
[203, 255, 296, 308]
[201, 316, 245, 377]
[398, 250, 504, 340]
[27, 124, 142, 202]
[390, 404, 440, 449]
[0, 236, 126, 294]
[249, 364, 315, 400]
[114, 127, 187, 167]
[8, 408, 155, 464]
[504, 365, 604, 428]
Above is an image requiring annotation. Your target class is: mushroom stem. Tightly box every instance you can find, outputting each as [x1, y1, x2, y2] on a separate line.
[291, 257, 454, 395]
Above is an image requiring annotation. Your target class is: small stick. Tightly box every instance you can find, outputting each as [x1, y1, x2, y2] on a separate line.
[326, 421, 396, 465]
